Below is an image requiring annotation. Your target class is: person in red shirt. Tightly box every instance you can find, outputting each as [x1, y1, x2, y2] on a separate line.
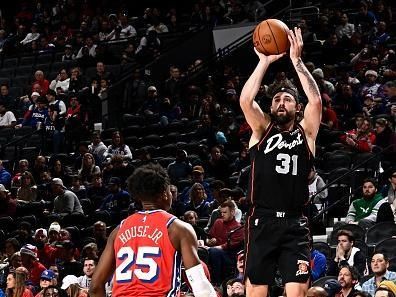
[321, 96, 339, 130]
[340, 116, 376, 152]
[6, 268, 34, 297]
[90, 163, 217, 297]
[31, 71, 50, 96]
[20, 244, 47, 287]
[203, 200, 244, 286]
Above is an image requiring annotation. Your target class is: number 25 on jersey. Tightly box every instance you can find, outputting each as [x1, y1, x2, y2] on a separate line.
[116, 246, 161, 283]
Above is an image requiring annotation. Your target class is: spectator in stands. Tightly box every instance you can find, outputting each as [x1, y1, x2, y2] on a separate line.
[62, 44, 75, 61]
[92, 62, 114, 86]
[328, 229, 366, 276]
[20, 23, 40, 46]
[92, 221, 107, 254]
[31, 156, 47, 187]
[338, 265, 360, 297]
[65, 93, 88, 152]
[35, 270, 56, 297]
[12, 159, 30, 188]
[49, 69, 70, 93]
[103, 131, 132, 161]
[0, 102, 17, 128]
[55, 242, 83, 282]
[333, 84, 362, 120]
[360, 70, 384, 99]
[50, 178, 84, 218]
[341, 116, 376, 152]
[135, 29, 161, 64]
[362, 94, 385, 118]
[118, 15, 137, 39]
[306, 286, 328, 297]
[206, 145, 231, 182]
[361, 252, 396, 296]
[313, 68, 336, 96]
[69, 175, 87, 200]
[0, 161, 11, 189]
[78, 153, 100, 186]
[77, 258, 96, 289]
[68, 68, 87, 94]
[206, 187, 242, 231]
[98, 176, 130, 217]
[204, 200, 244, 286]
[336, 13, 355, 40]
[88, 132, 107, 165]
[309, 240, 327, 282]
[374, 118, 396, 161]
[86, 175, 108, 210]
[167, 149, 192, 184]
[309, 166, 328, 204]
[0, 184, 15, 217]
[375, 281, 396, 297]
[377, 168, 396, 223]
[346, 178, 385, 229]
[183, 210, 207, 242]
[226, 278, 245, 297]
[5, 269, 33, 297]
[80, 243, 99, 260]
[20, 96, 48, 129]
[32, 71, 50, 96]
[184, 182, 211, 218]
[0, 84, 14, 110]
[76, 36, 96, 59]
[231, 143, 250, 174]
[16, 171, 37, 203]
[20, 244, 46, 287]
[179, 165, 213, 204]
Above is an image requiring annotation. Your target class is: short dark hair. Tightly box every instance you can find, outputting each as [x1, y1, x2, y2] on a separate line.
[127, 163, 170, 201]
[339, 264, 359, 280]
[372, 251, 389, 262]
[336, 229, 355, 242]
[363, 177, 377, 189]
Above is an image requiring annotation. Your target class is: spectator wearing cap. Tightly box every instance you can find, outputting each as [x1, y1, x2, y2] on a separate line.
[35, 270, 56, 297]
[61, 275, 88, 297]
[97, 177, 130, 218]
[48, 222, 61, 244]
[20, 96, 48, 129]
[375, 280, 396, 297]
[20, 244, 47, 287]
[360, 70, 385, 100]
[0, 101, 16, 128]
[56, 242, 83, 282]
[51, 178, 84, 218]
[362, 252, 396, 296]
[138, 85, 160, 116]
[179, 165, 213, 205]
[34, 228, 57, 269]
[0, 183, 15, 217]
[167, 149, 192, 184]
[62, 44, 76, 61]
[323, 279, 342, 297]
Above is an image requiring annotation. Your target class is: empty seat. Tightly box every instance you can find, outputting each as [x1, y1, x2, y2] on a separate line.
[374, 238, 396, 259]
[0, 127, 15, 140]
[19, 56, 36, 66]
[122, 114, 144, 126]
[15, 66, 33, 77]
[12, 76, 30, 88]
[0, 68, 14, 77]
[14, 126, 33, 136]
[366, 222, 396, 246]
[9, 86, 23, 98]
[36, 54, 54, 65]
[3, 58, 18, 68]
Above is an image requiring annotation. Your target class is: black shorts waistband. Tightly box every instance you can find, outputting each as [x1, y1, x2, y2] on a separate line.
[252, 208, 303, 218]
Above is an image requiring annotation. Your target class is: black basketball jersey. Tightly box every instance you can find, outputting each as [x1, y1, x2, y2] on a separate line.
[247, 122, 313, 213]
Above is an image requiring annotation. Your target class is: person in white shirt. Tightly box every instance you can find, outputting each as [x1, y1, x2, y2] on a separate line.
[78, 258, 96, 289]
[20, 23, 40, 45]
[76, 36, 97, 58]
[0, 102, 16, 128]
[49, 68, 70, 93]
[335, 13, 355, 40]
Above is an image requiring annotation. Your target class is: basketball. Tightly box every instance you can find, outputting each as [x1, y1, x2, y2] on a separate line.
[253, 19, 290, 55]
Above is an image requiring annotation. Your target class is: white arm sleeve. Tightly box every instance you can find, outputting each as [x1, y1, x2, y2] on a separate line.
[185, 264, 217, 297]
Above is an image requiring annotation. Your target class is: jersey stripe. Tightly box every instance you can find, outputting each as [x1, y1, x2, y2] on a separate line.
[166, 251, 181, 297]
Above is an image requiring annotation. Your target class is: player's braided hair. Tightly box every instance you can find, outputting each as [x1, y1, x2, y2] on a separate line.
[127, 163, 170, 201]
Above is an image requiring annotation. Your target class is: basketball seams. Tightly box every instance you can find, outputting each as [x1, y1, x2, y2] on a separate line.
[266, 20, 280, 54]
[257, 23, 269, 55]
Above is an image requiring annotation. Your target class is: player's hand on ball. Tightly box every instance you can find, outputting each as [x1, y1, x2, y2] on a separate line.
[254, 47, 285, 64]
[288, 27, 303, 62]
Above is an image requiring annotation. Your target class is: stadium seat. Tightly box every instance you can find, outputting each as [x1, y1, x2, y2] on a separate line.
[122, 114, 144, 126]
[14, 126, 33, 136]
[312, 276, 337, 287]
[0, 77, 10, 86]
[0, 68, 15, 78]
[366, 222, 396, 246]
[36, 54, 54, 65]
[17, 215, 38, 229]
[374, 238, 396, 259]
[0, 216, 15, 233]
[19, 56, 36, 66]
[15, 65, 33, 77]
[3, 58, 18, 68]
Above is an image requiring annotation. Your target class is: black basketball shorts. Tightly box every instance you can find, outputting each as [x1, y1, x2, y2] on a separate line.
[244, 212, 310, 285]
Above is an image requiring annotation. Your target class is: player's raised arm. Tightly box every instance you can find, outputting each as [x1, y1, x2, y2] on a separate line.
[288, 27, 322, 144]
[240, 48, 285, 147]
[90, 226, 119, 297]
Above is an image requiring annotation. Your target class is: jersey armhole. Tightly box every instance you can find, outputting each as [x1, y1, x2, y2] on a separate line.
[166, 216, 177, 228]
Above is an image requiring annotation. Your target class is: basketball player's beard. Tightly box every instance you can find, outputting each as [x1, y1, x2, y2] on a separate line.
[271, 110, 295, 125]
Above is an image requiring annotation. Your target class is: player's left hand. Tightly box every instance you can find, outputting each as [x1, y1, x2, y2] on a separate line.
[288, 27, 303, 62]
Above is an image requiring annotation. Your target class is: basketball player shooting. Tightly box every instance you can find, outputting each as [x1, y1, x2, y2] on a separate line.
[240, 27, 322, 297]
